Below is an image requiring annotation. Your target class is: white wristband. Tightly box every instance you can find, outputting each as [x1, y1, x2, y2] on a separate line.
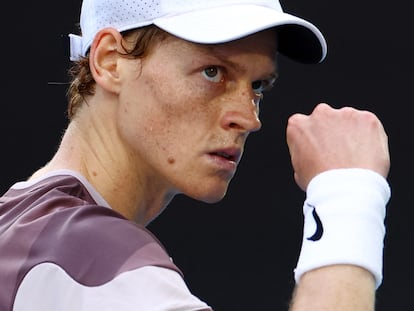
[294, 168, 391, 288]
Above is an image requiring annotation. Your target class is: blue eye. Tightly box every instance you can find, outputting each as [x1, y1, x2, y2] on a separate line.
[252, 80, 265, 94]
[202, 66, 224, 83]
[252, 78, 276, 95]
[251, 77, 277, 105]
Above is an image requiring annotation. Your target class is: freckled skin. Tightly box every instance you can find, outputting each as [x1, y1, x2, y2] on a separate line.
[25, 16, 389, 310]
[115, 30, 277, 203]
[31, 29, 277, 224]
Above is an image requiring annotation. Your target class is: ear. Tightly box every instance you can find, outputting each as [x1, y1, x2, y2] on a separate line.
[89, 28, 124, 94]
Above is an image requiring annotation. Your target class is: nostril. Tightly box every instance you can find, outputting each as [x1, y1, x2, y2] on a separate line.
[228, 122, 240, 129]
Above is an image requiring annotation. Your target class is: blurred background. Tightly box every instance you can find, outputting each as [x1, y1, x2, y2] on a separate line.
[1, 0, 412, 309]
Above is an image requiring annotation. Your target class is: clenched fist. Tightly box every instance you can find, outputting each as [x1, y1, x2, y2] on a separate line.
[286, 103, 390, 191]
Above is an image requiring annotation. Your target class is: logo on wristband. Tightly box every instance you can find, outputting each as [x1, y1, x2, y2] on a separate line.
[306, 204, 324, 241]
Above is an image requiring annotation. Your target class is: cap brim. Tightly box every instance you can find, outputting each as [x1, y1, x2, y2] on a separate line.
[154, 4, 327, 64]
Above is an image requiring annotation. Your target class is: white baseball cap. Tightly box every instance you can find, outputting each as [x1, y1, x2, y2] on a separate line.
[69, 0, 327, 64]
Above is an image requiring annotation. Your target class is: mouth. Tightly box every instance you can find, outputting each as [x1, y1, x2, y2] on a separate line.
[209, 148, 241, 164]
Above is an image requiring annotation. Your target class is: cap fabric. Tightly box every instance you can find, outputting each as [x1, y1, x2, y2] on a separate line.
[69, 0, 327, 64]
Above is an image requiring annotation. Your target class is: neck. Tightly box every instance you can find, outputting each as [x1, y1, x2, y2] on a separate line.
[30, 105, 173, 226]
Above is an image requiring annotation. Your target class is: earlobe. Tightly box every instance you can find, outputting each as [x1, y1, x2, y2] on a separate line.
[89, 28, 123, 93]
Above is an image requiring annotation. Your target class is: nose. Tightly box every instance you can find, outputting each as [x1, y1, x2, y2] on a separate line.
[220, 86, 262, 133]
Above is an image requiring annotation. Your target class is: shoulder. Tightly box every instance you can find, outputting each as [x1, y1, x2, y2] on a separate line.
[2, 173, 182, 284]
[42, 204, 182, 285]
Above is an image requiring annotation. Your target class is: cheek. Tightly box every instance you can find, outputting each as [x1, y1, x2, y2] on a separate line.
[116, 75, 193, 164]
[143, 69, 216, 135]
[118, 60, 221, 169]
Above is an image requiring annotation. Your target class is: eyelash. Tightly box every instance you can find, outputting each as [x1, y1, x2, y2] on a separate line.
[202, 66, 225, 83]
[201, 65, 276, 99]
[252, 79, 275, 95]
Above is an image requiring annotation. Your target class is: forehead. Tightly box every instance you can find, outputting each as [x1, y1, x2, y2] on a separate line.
[159, 29, 278, 73]
[208, 30, 278, 79]
[211, 29, 278, 53]
[208, 29, 278, 66]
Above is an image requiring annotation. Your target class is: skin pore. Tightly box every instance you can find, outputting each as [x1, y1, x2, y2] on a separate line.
[31, 29, 278, 225]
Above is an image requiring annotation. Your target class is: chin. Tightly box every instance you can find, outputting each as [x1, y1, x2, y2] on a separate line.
[201, 195, 226, 204]
[192, 187, 229, 204]
[182, 177, 233, 203]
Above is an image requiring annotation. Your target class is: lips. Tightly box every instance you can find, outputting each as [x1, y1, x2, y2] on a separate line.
[209, 148, 241, 164]
[214, 151, 235, 161]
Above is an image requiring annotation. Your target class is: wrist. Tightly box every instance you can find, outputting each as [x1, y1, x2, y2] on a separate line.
[294, 168, 391, 288]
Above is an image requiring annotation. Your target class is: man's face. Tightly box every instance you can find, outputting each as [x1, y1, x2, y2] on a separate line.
[116, 29, 278, 203]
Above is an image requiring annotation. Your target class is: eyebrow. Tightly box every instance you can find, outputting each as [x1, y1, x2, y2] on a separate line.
[199, 44, 279, 81]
